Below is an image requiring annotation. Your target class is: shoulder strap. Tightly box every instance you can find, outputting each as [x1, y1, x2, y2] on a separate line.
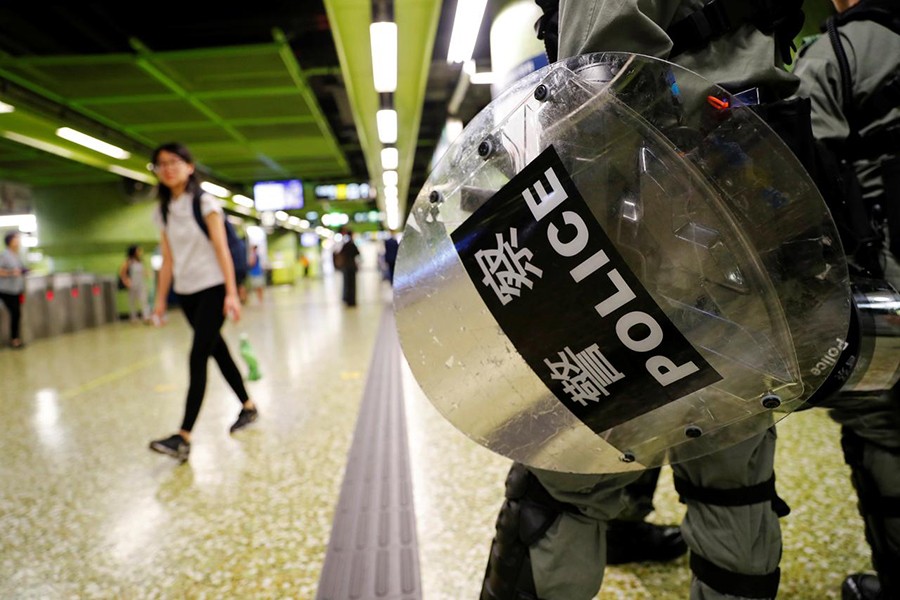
[825, 3, 900, 153]
[826, 16, 855, 117]
[192, 191, 211, 239]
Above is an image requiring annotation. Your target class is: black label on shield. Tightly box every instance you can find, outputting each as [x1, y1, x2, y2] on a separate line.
[451, 145, 722, 434]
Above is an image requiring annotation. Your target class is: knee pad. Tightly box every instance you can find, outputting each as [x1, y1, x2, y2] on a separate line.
[481, 463, 577, 600]
[674, 475, 787, 598]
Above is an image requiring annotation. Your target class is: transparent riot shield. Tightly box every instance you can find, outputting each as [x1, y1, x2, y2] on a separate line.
[393, 53, 851, 474]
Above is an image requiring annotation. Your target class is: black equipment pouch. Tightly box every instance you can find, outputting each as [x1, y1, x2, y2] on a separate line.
[882, 155, 900, 262]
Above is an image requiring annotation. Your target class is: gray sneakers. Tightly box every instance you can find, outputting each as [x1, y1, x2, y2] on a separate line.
[149, 434, 190, 461]
[229, 407, 259, 434]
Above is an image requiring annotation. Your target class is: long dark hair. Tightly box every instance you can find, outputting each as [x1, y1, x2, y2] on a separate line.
[151, 142, 202, 222]
[127, 244, 140, 259]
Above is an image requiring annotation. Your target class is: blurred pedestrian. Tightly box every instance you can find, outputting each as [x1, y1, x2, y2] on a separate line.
[383, 230, 399, 285]
[336, 225, 360, 307]
[0, 231, 25, 349]
[119, 244, 151, 323]
[147, 142, 258, 461]
[247, 244, 265, 303]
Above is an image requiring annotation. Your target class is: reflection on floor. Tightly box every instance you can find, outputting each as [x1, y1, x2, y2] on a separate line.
[0, 269, 871, 599]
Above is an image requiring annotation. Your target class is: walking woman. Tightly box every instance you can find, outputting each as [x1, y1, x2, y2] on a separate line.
[0, 231, 25, 349]
[148, 142, 258, 461]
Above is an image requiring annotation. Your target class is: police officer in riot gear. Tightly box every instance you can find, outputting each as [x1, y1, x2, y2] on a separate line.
[481, 1, 813, 599]
[794, 1, 900, 598]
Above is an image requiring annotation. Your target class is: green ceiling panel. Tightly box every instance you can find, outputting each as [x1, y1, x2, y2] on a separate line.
[7, 61, 172, 97]
[0, 0, 469, 207]
[235, 122, 325, 140]
[138, 126, 236, 146]
[0, 35, 351, 191]
[250, 138, 342, 158]
[153, 51, 294, 93]
[84, 99, 209, 125]
[202, 94, 313, 120]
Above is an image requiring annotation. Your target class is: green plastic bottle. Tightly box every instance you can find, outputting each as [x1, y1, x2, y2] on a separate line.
[239, 334, 262, 381]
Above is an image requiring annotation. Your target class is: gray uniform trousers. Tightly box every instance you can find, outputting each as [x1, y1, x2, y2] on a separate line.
[531, 430, 780, 600]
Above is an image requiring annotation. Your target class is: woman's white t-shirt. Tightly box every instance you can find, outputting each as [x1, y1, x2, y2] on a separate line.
[153, 191, 225, 295]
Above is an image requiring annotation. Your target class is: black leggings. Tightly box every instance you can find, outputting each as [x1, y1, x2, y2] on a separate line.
[0, 292, 21, 342]
[178, 285, 248, 432]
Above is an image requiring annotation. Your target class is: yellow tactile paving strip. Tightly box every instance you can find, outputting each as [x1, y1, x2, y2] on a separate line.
[0, 267, 875, 599]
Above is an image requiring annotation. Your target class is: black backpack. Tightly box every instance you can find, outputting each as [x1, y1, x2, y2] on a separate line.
[162, 190, 249, 283]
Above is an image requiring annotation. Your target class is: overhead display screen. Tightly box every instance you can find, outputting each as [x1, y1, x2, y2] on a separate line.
[253, 179, 304, 211]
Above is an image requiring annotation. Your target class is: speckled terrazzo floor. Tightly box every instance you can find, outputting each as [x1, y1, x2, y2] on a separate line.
[0, 271, 385, 599]
[0, 267, 874, 599]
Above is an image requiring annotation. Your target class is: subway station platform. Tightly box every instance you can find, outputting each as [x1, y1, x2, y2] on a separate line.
[0, 266, 875, 599]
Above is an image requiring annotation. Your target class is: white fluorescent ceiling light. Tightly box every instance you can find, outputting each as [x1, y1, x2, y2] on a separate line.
[385, 197, 400, 230]
[232, 194, 255, 208]
[462, 60, 494, 84]
[108, 165, 155, 184]
[382, 170, 398, 187]
[0, 101, 14, 113]
[55, 127, 131, 160]
[370, 22, 398, 92]
[376, 109, 398, 144]
[0, 214, 37, 231]
[381, 147, 399, 170]
[447, 0, 488, 63]
[470, 71, 495, 85]
[3, 132, 74, 159]
[200, 181, 231, 198]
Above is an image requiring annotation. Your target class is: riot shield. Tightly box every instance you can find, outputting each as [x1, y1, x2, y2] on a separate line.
[393, 53, 851, 474]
